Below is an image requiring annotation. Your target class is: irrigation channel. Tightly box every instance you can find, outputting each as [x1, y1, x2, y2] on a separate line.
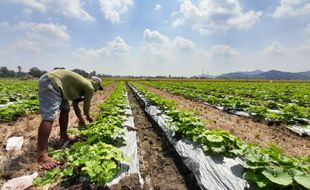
[115, 85, 200, 190]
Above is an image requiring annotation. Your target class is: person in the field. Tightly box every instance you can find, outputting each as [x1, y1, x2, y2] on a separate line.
[37, 69, 103, 170]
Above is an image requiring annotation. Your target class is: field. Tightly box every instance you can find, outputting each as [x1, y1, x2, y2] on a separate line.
[0, 80, 38, 121]
[0, 79, 309, 189]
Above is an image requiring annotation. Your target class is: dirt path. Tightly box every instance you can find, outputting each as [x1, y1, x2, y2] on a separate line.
[144, 85, 310, 158]
[0, 83, 117, 187]
[126, 87, 198, 190]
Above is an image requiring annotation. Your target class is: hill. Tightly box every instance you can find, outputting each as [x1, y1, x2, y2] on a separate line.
[216, 70, 310, 80]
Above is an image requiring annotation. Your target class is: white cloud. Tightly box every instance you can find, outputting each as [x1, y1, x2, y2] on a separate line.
[138, 30, 200, 76]
[142, 29, 197, 53]
[209, 45, 239, 58]
[11, 0, 46, 12]
[143, 29, 169, 44]
[0, 21, 70, 59]
[16, 22, 70, 47]
[9, 0, 95, 21]
[273, 0, 310, 18]
[307, 23, 310, 35]
[154, 4, 162, 11]
[49, 0, 95, 21]
[23, 8, 33, 16]
[75, 36, 130, 60]
[141, 29, 241, 62]
[8, 40, 41, 54]
[107, 36, 130, 53]
[0, 21, 9, 28]
[298, 45, 310, 56]
[0, 40, 51, 71]
[172, 0, 262, 35]
[173, 36, 196, 49]
[264, 41, 286, 55]
[99, 0, 133, 23]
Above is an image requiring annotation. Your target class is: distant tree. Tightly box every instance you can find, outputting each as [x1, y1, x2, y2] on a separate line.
[71, 69, 89, 78]
[17, 66, 22, 77]
[0, 66, 15, 78]
[0, 66, 9, 77]
[90, 70, 96, 77]
[53, 67, 65, 70]
[28, 67, 45, 78]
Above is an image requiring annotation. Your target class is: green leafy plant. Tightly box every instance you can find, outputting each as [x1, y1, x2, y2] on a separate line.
[131, 82, 310, 189]
[35, 82, 130, 187]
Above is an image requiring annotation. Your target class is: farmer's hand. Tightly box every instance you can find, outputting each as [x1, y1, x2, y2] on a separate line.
[86, 115, 93, 123]
[78, 117, 86, 127]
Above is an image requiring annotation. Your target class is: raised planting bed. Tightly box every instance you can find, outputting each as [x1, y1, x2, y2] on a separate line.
[129, 82, 310, 190]
[141, 81, 310, 137]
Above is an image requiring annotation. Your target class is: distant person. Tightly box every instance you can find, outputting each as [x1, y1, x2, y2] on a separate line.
[37, 69, 103, 170]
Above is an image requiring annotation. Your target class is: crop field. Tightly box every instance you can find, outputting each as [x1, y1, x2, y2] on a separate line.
[0, 79, 310, 190]
[0, 80, 38, 122]
[142, 80, 310, 126]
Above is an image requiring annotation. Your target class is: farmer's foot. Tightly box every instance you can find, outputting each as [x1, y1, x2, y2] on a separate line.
[60, 134, 79, 143]
[37, 154, 60, 170]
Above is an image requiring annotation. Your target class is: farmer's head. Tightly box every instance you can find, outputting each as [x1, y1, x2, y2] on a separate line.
[90, 76, 103, 91]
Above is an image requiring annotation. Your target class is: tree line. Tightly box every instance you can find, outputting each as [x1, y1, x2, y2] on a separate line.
[0, 66, 111, 78]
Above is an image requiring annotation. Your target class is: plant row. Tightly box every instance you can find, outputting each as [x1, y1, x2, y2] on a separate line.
[0, 100, 39, 121]
[0, 80, 38, 121]
[35, 82, 130, 187]
[0, 80, 37, 104]
[142, 81, 310, 126]
[131, 82, 310, 190]
[0, 79, 113, 122]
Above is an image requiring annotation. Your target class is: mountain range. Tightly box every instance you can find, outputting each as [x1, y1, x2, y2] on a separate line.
[193, 70, 310, 80]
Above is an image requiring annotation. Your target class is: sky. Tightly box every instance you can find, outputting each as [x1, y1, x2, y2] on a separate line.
[0, 0, 309, 76]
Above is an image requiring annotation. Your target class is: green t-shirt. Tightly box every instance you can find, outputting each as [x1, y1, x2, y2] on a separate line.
[47, 70, 94, 116]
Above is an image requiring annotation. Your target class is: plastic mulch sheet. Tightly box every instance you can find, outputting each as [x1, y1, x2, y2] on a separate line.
[107, 94, 143, 188]
[131, 85, 250, 190]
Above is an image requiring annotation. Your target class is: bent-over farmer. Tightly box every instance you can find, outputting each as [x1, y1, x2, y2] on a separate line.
[37, 69, 103, 170]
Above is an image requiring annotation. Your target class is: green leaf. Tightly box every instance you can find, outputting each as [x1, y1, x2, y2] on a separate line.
[243, 170, 270, 188]
[63, 167, 74, 176]
[210, 145, 225, 153]
[294, 173, 310, 189]
[229, 149, 244, 156]
[243, 162, 260, 170]
[206, 134, 224, 143]
[262, 168, 293, 186]
[202, 145, 209, 152]
[33, 168, 61, 186]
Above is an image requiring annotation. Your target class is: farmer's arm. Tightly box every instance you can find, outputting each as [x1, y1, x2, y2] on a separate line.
[72, 98, 83, 118]
[83, 87, 94, 122]
[72, 98, 85, 126]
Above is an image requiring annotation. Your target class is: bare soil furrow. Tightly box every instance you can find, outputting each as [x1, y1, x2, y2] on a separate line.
[127, 86, 198, 190]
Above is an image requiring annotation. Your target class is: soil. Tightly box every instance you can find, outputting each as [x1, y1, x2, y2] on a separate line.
[122, 86, 198, 190]
[52, 86, 199, 190]
[0, 83, 117, 188]
[144, 85, 310, 158]
[109, 174, 142, 190]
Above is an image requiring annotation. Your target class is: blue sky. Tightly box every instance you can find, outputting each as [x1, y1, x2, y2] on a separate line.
[0, 0, 309, 76]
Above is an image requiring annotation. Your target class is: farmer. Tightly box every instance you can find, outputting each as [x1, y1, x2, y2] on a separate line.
[37, 69, 103, 170]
